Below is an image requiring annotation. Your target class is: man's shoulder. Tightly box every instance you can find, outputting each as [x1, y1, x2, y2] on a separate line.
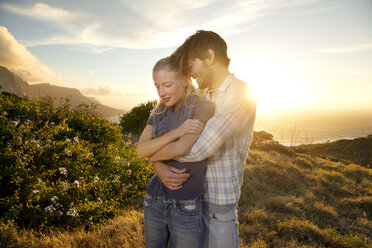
[222, 76, 252, 101]
[230, 77, 250, 90]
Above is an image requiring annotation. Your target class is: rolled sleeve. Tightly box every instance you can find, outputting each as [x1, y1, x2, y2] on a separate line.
[178, 97, 256, 162]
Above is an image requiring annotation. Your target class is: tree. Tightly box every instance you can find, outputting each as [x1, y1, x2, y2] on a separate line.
[119, 100, 157, 138]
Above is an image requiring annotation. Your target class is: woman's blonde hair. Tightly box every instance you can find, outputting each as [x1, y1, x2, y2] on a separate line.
[150, 56, 199, 120]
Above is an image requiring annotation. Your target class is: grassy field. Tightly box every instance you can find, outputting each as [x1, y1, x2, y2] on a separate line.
[1, 148, 371, 247]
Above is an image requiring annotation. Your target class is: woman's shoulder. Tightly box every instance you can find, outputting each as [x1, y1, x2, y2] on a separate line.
[186, 93, 200, 105]
[192, 97, 215, 122]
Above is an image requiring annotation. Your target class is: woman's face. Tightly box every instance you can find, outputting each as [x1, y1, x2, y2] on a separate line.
[153, 69, 187, 109]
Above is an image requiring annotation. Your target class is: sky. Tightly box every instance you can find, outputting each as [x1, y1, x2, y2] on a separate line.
[0, 0, 371, 113]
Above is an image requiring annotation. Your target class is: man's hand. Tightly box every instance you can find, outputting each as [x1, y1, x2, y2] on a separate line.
[153, 161, 190, 190]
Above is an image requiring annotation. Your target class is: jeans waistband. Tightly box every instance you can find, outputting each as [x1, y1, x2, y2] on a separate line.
[203, 202, 236, 214]
[145, 193, 201, 204]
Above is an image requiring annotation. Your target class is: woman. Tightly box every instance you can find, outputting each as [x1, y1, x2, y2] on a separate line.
[137, 57, 215, 248]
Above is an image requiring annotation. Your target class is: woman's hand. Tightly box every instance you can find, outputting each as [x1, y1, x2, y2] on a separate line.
[175, 119, 204, 138]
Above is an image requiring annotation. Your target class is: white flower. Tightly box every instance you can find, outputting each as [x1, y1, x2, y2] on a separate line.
[32, 189, 39, 194]
[59, 167, 68, 176]
[85, 152, 94, 159]
[114, 156, 120, 163]
[66, 138, 71, 143]
[64, 148, 72, 157]
[51, 196, 58, 204]
[66, 208, 78, 217]
[11, 121, 19, 126]
[113, 175, 120, 182]
[57, 210, 63, 218]
[44, 205, 56, 213]
[50, 122, 55, 126]
[94, 197, 103, 207]
[73, 180, 80, 188]
[61, 181, 69, 191]
[73, 136, 79, 143]
[30, 139, 40, 148]
[93, 176, 100, 182]
[127, 169, 132, 176]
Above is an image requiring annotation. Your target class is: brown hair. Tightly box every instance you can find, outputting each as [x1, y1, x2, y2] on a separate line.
[171, 30, 230, 75]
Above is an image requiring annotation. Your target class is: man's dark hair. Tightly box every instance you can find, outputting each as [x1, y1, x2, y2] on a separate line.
[170, 30, 230, 75]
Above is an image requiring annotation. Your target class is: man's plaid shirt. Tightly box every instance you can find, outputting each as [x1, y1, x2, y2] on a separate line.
[178, 73, 256, 205]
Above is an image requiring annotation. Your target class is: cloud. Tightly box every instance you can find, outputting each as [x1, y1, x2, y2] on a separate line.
[82, 84, 152, 97]
[82, 85, 118, 96]
[1, 0, 318, 52]
[0, 26, 53, 82]
[2, 2, 77, 23]
[314, 44, 372, 53]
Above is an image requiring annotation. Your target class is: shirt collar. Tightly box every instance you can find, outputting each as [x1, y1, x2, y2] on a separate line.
[207, 73, 235, 94]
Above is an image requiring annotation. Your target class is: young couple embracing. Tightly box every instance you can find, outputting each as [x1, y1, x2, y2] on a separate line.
[137, 30, 256, 248]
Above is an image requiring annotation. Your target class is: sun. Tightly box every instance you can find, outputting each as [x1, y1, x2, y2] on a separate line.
[231, 58, 309, 113]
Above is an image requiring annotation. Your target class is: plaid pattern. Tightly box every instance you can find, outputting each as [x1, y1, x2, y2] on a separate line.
[178, 74, 256, 205]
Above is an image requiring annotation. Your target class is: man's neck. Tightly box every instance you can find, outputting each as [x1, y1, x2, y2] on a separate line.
[209, 66, 230, 90]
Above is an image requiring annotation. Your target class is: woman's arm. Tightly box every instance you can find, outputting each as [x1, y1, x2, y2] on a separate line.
[148, 131, 203, 162]
[148, 99, 216, 162]
[136, 120, 204, 159]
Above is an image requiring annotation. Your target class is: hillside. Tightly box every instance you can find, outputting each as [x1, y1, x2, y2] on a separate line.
[296, 135, 372, 168]
[0, 65, 125, 117]
[2, 148, 371, 247]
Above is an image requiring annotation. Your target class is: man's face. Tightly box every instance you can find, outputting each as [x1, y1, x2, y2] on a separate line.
[188, 57, 213, 89]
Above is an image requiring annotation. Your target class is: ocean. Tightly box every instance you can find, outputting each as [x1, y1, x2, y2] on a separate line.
[254, 109, 372, 146]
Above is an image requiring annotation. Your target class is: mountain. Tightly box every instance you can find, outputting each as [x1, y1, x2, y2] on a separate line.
[0, 65, 125, 117]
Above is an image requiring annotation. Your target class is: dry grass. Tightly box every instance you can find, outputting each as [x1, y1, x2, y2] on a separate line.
[1, 149, 371, 247]
[239, 150, 371, 247]
[1, 210, 144, 248]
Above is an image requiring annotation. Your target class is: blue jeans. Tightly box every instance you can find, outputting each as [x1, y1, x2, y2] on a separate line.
[144, 193, 203, 248]
[202, 202, 239, 248]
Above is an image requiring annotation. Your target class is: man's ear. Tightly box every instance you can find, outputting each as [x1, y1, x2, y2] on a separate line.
[206, 48, 215, 64]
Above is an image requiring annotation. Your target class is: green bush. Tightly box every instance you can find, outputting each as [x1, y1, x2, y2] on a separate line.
[0, 93, 153, 229]
[119, 100, 157, 137]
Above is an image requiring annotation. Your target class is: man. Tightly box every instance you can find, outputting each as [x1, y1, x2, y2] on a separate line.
[151, 30, 256, 247]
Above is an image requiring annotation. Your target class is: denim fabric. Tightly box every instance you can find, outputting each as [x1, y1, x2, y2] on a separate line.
[144, 194, 203, 248]
[201, 203, 239, 248]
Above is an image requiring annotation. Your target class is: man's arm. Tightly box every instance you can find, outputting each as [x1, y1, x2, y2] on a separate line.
[178, 97, 256, 162]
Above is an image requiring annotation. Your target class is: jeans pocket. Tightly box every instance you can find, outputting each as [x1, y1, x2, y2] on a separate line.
[212, 211, 236, 223]
[176, 201, 201, 216]
[144, 193, 153, 207]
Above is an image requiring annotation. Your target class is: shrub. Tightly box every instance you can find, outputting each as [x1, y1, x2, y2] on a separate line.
[119, 100, 157, 137]
[251, 131, 295, 156]
[0, 93, 153, 229]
